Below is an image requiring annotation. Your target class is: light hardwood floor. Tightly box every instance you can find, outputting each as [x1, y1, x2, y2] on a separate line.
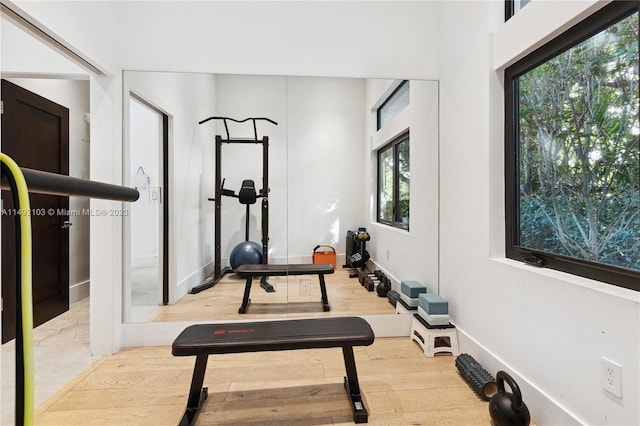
[2, 298, 101, 425]
[34, 337, 493, 425]
[26, 269, 503, 425]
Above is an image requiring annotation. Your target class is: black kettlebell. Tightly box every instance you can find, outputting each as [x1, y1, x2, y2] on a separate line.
[489, 371, 530, 426]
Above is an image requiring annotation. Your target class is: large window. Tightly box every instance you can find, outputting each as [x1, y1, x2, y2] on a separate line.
[505, 2, 640, 292]
[378, 131, 410, 230]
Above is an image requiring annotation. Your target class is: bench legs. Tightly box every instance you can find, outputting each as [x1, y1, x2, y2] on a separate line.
[239, 274, 332, 314]
[239, 276, 253, 314]
[260, 276, 275, 292]
[319, 274, 331, 311]
[178, 354, 209, 426]
[178, 348, 368, 424]
[238, 276, 274, 314]
[342, 346, 369, 423]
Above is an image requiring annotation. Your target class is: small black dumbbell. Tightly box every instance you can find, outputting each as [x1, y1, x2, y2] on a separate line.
[376, 276, 391, 297]
[364, 276, 378, 291]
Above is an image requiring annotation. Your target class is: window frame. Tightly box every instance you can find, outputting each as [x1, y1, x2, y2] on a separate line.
[504, 0, 640, 292]
[505, 0, 514, 21]
[505, 0, 530, 21]
[376, 80, 410, 131]
[377, 130, 410, 231]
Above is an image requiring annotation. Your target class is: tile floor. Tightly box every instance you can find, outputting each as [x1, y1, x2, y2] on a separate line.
[1, 298, 99, 425]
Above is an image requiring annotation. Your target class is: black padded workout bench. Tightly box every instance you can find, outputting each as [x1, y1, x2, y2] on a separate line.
[236, 263, 334, 314]
[172, 316, 375, 425]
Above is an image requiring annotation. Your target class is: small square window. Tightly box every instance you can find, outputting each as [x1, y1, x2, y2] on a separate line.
[377, 81, 410, 131]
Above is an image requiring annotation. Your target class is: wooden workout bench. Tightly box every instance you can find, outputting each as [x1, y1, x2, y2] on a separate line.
[236, 263, 334, 314]
[172, 316, 375, 425]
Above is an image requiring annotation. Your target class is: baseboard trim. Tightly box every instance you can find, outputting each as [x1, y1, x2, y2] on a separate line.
[454, 324, 584, 426]
[174, 261, 214, 302]
[70, 280, 90, 304]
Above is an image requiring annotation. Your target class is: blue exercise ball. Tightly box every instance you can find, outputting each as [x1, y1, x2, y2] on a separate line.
[230, 241, 263, 270]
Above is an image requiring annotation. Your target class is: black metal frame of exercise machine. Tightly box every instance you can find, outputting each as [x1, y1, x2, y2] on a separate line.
[191, 117, 277, 294]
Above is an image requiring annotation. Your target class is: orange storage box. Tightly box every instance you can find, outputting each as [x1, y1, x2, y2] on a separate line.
[312, 245, 336, 268]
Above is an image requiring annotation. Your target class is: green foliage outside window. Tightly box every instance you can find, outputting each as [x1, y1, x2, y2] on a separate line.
[377, 132, 410, 229]
[379, 148, 394, 222]
[516, 11, 639, 272]
[397, 138, 410, 225]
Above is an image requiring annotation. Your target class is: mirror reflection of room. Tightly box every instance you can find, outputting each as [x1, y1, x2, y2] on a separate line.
[123, 72, 439, 323]
[127, 97, 164, 322]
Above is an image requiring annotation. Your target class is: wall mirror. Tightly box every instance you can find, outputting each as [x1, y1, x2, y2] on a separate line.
[123, 71, 439, 324]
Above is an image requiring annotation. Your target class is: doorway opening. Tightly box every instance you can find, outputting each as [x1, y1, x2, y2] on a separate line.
[124, 94, 170, 322]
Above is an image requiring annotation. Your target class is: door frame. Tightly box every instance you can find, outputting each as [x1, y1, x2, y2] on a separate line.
[122, 90, 172, 321]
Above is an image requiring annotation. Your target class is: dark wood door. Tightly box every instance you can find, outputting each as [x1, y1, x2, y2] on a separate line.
[2, 79, 70, 343]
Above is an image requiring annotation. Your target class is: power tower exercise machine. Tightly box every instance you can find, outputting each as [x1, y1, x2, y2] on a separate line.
[191, 117, 277, 294]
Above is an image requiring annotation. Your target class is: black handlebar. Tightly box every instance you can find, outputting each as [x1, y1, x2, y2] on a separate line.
[198, 116, 278, 140]
[1, 167, 139, 202]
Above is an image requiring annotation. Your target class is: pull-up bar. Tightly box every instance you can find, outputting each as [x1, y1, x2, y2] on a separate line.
[191, 116, 276, 293]
[1, 167, 139, 201]
[198, 116, 278, 140]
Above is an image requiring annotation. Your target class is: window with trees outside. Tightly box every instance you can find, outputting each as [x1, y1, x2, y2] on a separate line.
[505, 1, 640, 292]
[378, 131, 410, 230]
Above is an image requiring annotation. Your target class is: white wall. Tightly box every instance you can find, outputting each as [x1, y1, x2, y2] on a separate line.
[286, 76, 366, 261]
[365, 79, 440, 295]
[438, 1, 639, 425]
[0, 15, 87, 77]
[116, 1, 439, 79]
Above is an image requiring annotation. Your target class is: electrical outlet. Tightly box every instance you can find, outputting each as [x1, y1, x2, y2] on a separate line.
[601, 358, 622, 397]
[149, 187, 161, 205]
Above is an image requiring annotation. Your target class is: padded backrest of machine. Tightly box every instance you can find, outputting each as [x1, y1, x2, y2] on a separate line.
[172, 316, 375, 356]
[239, 179, 257, 205]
